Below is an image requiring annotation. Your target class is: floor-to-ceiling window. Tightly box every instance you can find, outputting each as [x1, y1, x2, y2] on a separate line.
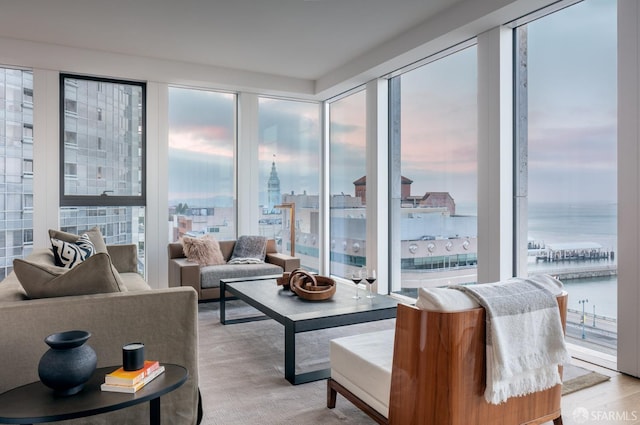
[60, 75, 146, 274]
[514, 0, 617, 355]
[168, 87, 236, 242]
[0, 67, 33, 279]
[389, 44, 478, 297]
[328, 89, 367, 280]
[257, 97, 320, 271]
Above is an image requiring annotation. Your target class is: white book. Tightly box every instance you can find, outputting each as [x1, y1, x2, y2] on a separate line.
[100, 365, 165, 393]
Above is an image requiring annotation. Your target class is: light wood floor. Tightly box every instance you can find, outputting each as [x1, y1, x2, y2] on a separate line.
[555, 359, 640, 425]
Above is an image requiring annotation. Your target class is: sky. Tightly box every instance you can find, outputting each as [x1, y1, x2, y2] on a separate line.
[168, 0, 617, 209]
[526, 0, 617, 204]
[168, 88, 235, 206]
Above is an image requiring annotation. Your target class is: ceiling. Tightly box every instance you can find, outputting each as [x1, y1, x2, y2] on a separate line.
[0, 0, 464, 82]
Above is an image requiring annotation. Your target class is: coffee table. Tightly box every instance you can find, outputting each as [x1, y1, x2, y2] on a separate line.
[220, 276, 398, 385]
[0, 364, 187, 424]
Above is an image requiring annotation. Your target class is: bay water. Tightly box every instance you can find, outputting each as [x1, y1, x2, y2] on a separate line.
[527, 202, 617, 319]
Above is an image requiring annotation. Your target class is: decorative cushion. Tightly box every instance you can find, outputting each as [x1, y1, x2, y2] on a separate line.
[182, 235, 225, 266]
[13, 252, 126, 299]
[49, 227, 108, 254]
[199, 263, 284, 289]
[227, 257, 264, 264]
[229, 235, 267, 264]
[50, 234, 96, 268]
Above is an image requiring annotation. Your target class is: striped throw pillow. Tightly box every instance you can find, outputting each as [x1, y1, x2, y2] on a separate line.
[51, 233, 96, 269]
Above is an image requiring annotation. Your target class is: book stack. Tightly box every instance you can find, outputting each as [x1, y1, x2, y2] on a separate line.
[100, 360, 165, 393]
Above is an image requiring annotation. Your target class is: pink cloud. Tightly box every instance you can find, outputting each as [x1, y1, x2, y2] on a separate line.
[169, 126, 233, 157]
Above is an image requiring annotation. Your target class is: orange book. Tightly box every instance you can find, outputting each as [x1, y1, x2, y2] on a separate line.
[101, 365, 165, 393]
[104, 360, 160, 386]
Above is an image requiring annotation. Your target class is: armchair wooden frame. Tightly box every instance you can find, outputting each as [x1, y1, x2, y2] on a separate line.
[328, 294, 567, 425]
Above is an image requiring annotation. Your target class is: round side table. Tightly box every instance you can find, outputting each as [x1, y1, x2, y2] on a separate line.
[0, 363, 187, 424]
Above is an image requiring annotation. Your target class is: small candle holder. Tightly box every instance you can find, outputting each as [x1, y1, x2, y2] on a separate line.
[122, 342, 145, 371]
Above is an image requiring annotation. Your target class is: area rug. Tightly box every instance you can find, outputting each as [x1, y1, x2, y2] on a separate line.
[197, 300, 395, 425]
[562, 363, 611, 396]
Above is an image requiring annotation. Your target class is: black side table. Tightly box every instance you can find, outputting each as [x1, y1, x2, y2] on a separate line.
[0, 364, 187, 425]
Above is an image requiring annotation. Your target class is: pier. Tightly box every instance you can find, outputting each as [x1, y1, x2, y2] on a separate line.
[548, 264, 617, 279]
[528, 241, 617, 279]
[533, 242, 614, 262]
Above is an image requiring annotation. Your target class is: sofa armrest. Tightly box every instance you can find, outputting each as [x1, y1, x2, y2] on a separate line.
[266, 252, 301, 272]
[0, 287, 199, 425]
[169, 258, 201, 297]
[106, 244, 138, 273]
[168, 242, 186, 260]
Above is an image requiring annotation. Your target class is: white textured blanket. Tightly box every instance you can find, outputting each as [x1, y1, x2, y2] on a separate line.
[453, 277, 571, 404]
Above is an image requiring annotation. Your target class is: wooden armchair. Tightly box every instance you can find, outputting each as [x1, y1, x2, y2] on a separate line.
[328, 293, 567, 425]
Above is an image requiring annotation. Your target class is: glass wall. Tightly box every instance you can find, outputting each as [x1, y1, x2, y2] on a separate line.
[0, 67, 33, 279]
[515, 0, 617, 355]
[390, 45, 478, 297]
[328, 89, 367, 279]
[60, 75, 146, 274]
[168, 87, 236, 242]
[258, 97, 321, 271]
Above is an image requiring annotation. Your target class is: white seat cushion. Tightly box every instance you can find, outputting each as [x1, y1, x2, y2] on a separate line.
[330, 329, 394, 418]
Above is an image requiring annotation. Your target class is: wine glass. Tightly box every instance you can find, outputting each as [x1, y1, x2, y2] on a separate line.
[365, 268, 376, 299]
[350, 268, 363, 300]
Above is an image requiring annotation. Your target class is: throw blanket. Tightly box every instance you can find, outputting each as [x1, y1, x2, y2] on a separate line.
[452, 278, 571, 404]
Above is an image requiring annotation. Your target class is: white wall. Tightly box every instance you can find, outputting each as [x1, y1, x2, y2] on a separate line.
[617, 0, 640, 378]
[0, 37, 313, 99]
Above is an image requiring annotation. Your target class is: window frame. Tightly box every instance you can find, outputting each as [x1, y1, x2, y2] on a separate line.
[59, 73, 146, 207]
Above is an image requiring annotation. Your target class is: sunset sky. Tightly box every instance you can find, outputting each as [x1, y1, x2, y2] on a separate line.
[168, 0, 616, 209]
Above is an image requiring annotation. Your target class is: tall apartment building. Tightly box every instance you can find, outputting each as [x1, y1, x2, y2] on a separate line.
[0, 68, 33, 280]
[0, 70, 147, 279]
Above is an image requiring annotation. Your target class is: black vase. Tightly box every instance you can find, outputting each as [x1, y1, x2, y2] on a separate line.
[38, 330, 97, 396]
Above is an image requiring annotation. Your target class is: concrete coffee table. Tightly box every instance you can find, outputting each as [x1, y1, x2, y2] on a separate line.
[220, 276, 398, 385]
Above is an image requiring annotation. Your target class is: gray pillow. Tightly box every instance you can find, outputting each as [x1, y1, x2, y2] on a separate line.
[229, 235, 267, 264]
[49, 227, 108, 254]
[13, 252, 126, 299]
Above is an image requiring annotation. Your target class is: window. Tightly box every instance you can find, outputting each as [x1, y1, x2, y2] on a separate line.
[59, 74, 146, 274]
[328, 89, 367, 279]
[168, 87, 236, 242]
[514, 0, 617, 355]
[0, 67, 34, 279]
[60, 75, 145, 205]
[258, 97, 321, 271]
[23, 159, 33, 176]
[64, 163, 77, 178]
[23, 88, 33, 104]
[23, 123, 33, 141]
[23, 194, 33, 210]
[389, 45, 478, 298]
